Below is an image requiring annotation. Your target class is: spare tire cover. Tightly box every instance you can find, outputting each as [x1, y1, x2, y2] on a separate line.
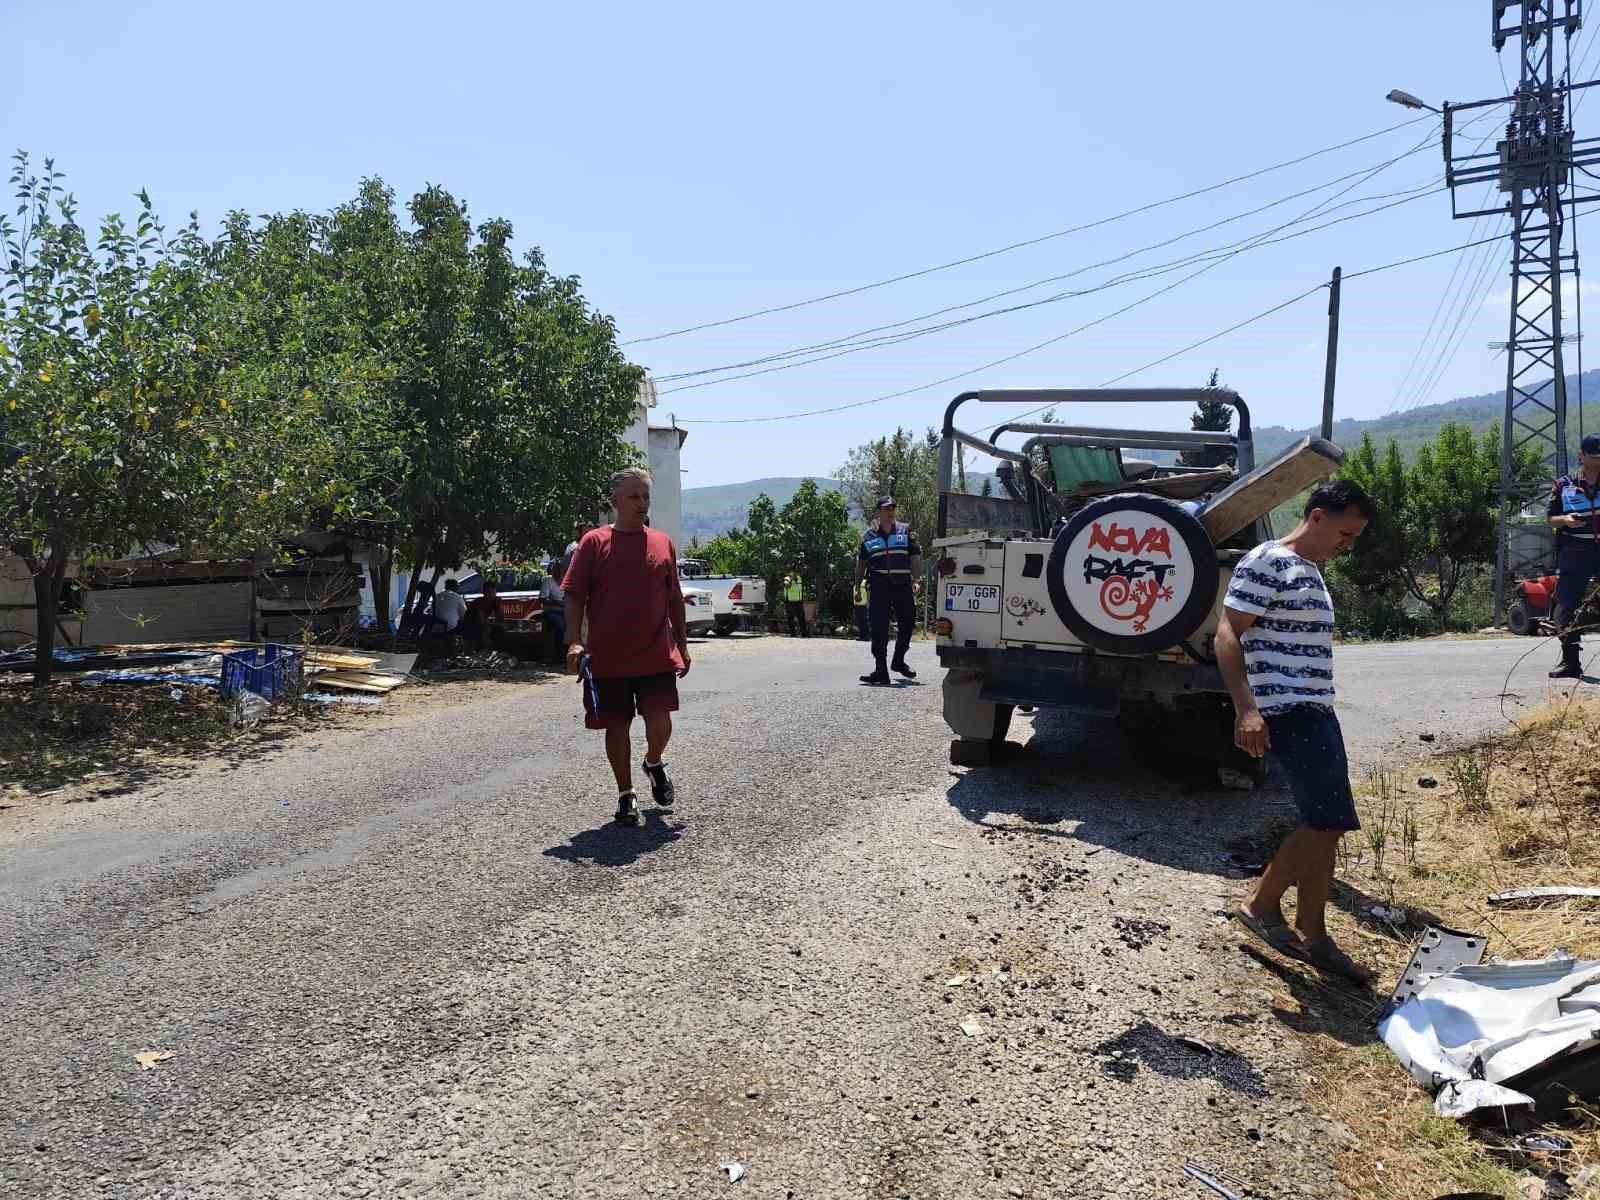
[1045, 493, 1220, 655]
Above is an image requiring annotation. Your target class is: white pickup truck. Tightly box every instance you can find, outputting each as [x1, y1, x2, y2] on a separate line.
[934, 388, 1344, 780]
[677, 560, 767, 636]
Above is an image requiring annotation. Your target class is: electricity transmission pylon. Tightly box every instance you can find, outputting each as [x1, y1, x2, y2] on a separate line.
[1442, 1, 1600, 618]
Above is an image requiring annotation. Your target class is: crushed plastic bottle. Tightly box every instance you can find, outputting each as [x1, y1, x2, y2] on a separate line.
[232, 689, 270, 728]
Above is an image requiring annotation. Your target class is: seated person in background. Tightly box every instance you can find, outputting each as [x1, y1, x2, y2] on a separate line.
[431, 578, 467, 632]
[459, 578, 503, 648]
[541, 559, 566, 662]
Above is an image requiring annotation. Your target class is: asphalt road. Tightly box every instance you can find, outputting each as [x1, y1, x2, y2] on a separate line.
[0, 633, 1569, 1198]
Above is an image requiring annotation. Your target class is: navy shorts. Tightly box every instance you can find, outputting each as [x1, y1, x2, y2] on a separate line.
[1265, 704, 1360, 832]
[580, 658, 679, 730]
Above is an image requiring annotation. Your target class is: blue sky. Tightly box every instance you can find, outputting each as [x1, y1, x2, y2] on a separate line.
[7, 0, 1593, 486]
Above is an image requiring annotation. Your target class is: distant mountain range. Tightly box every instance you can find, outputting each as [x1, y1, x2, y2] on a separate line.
[1252, 369, 1600, 463]
[681, 478, 842, 541]
[681, 373, 1600, 539]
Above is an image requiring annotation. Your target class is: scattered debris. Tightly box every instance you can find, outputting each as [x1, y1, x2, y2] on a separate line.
[1182, 1160, 1244, 1199]
[718, 1160, 745, 1183]
[1512, 1133, 1572, 1153]
[945, 975, 969, 987]
[1387, 925, 1487, 1011]
[928, 837, 961, 850]
[1113, 915, 1170, 949]
[133, 1050, 175, 1070]
[1368, 904, 1409, 925]
[1420, 732, 1437, 742]
[1172, 1035, 1216, 1057]
[1489, 886, 1600, 909]
[421, 648, 521, 674]
[1418, 776, 1439, 788]
[1379, 953, 1600, 1118]
[959, 1014, 985, 1038]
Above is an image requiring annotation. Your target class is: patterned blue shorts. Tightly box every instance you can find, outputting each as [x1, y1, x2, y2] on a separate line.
[1265, 704, 1360, 832]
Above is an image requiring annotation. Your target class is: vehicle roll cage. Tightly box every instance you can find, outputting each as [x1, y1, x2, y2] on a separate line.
[936, 389, 1253, 538]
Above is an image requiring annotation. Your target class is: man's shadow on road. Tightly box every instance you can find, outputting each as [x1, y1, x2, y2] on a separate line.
[543, 809, 683, 867]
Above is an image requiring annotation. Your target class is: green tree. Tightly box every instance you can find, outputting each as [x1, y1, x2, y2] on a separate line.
[0, 154, 317, 685]
[1179, 367, 1235, 468]
[775, 479, 854, 609]
[835, 426, 938, 551]
[696, 528, 757, 575]
[1335, 422, 1545, 626]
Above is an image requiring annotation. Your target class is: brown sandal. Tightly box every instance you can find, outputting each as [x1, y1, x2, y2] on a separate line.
[1234, 907, 1304, 959]
[1297, 936, 1374, 984]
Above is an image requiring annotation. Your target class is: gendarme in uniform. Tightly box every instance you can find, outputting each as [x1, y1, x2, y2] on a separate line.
[1547, 433, 1600, 679]
[857, 496, 921, 685]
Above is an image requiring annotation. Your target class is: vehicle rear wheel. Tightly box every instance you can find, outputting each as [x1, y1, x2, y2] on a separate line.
[714, 616, 736, 637]
[1507, 599, 1533, 636]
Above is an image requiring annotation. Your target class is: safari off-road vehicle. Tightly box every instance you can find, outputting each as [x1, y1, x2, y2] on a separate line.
[933, 389, 1343, 780]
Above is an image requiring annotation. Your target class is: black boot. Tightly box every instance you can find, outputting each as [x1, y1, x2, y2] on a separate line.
[1549, 641, 1584, 680]
[860, 661, 891, 686]
[890, 658, 916, 679]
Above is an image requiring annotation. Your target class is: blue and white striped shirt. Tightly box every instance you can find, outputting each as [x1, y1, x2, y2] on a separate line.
[1224, 541, 1335, 713]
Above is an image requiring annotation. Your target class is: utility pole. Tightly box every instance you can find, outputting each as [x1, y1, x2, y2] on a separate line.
[1321, 266, 1342, 440]
[1442, 0, 1598, 620]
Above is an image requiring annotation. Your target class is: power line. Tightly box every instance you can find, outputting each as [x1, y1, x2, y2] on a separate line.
[623, 113, 1438, 346]
[1395, 231, 1507, 412]
[1384, 108, 1509, 412]
[660, 123, 1449, 399]
[654, 167, 1448, 391]
[973, 231, 1520, 439]
[678, 231, 1512, 426]
[658, 177, 1446, 396]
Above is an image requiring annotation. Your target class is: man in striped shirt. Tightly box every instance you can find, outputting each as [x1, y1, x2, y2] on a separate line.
[1215, 479, 1375, 984]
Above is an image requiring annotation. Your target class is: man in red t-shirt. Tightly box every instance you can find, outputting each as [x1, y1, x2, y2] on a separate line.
[563, 467, 691, 825]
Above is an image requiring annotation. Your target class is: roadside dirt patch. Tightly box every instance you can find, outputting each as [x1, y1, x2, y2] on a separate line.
[0, 670, 561, 813]
[1266, 694, 1600, 1199]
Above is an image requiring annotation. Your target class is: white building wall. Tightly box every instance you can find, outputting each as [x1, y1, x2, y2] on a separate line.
[647, 426, 686, 547]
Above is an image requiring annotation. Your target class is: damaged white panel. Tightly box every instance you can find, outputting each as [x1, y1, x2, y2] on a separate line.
[1377, 955, 1600, 1117]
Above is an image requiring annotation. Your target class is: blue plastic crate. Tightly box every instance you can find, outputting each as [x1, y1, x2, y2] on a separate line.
[220, 644, 302, 702]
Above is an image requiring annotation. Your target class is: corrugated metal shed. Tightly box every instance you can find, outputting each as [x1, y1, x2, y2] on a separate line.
[82, 582, 252, 644]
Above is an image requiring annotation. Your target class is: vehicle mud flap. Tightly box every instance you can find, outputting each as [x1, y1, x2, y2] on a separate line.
[1045, 493, 1219, 656]
[944, 667, 1007, 742]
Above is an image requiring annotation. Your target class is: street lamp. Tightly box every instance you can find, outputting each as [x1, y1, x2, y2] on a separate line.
[1387, 88, 1441, 113]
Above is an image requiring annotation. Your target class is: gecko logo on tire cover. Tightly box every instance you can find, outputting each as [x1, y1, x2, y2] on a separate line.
[1045, 494, 1219, 655]
[1071, 517, 1189, 634]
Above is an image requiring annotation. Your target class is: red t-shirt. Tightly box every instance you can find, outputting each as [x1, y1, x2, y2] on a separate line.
[562, 525, 685, 679]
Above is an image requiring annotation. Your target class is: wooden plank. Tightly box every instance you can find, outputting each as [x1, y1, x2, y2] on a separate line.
[303, 652, 382, 670]
[1198, 437, 1344, 544]
[312, 670, 407, 691]
[310, 675, 394, 694]
[942, 492, 1034, 533]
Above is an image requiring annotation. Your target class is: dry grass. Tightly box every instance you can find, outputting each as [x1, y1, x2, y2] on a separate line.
[0, 676, 335, 808]
[1271, 696, 1600, 1200]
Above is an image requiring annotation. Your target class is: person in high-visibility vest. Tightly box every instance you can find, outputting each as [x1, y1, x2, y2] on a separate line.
[783, 573, 809, 638]
[853, 577, 870, 641]
[856, 496, 921, 685]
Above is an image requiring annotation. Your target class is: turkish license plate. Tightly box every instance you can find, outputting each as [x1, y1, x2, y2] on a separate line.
[945, 583, 1001, 613]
